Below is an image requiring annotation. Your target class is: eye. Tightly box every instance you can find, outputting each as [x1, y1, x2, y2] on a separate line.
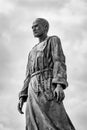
[35, 25, 39, 29]
[32, 25, 39, 30]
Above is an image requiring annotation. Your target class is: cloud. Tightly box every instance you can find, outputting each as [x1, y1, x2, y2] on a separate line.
[0, 0, 87, 130]
[0, 124, 12, 130]
[64, 82, 87, 130]
[16, 0, 69, 9]
[0, 94, 25, 130]
[0, 0, 15, 14]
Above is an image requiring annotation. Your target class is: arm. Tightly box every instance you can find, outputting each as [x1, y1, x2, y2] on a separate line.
[18, 54, 30, 114]
[50, 36, 68, 102]
[50, 36, 68, 89]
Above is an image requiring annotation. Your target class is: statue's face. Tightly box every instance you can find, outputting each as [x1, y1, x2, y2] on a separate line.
[32, 20, 46, 37]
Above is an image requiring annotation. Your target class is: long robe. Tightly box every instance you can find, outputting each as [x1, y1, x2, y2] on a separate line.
[19, 36, 75, 130]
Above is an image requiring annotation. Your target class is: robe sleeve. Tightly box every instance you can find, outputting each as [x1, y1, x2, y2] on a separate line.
[50, 36, 68, 89]
[18, 54, 30, 101]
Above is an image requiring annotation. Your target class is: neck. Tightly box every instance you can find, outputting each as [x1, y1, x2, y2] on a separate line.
[38, 34, 48, 43]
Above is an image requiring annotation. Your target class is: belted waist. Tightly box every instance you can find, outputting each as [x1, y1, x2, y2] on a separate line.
[31, 68, 53, 78]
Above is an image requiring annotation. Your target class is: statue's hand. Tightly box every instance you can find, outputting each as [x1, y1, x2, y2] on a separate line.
[18, 98, 24, 114]
[53, 84, 65, 103]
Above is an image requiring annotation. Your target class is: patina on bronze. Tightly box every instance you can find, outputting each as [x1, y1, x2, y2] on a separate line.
[18, 18, 75, 130]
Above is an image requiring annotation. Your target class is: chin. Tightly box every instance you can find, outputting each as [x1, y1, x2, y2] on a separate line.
[34, 35, 38, 38]
[33, 34, 40, 38]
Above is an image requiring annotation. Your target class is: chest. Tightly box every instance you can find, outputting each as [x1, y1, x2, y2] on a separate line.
[29, 40, 47, 62]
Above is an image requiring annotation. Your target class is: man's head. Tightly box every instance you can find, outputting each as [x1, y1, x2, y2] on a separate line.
[32, 18, 49, 37]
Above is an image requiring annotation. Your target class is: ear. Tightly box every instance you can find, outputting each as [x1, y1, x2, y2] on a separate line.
[45, 25, 48, 33]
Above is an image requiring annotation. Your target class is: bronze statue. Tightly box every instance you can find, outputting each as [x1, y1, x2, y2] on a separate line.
[18, 18, 75, 130]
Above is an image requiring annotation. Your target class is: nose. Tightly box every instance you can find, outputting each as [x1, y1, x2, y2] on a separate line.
[32, 25, 36, 30]
[33, 27, 36, 31]
[32, 28, 37, 34]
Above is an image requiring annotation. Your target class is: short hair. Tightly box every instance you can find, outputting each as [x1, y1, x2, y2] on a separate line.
[34, 18, 49, 33]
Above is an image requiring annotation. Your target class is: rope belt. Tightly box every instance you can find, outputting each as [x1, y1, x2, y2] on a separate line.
[31, 68, 53, 78]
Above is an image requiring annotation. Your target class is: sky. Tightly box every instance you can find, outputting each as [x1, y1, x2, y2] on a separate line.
[0, 0, 87, 130]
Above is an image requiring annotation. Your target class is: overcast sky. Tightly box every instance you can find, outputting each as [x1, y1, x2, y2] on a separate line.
[0, 0, 87, 130]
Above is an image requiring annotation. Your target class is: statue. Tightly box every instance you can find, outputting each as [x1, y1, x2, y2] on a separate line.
[18, 18, 75, 130]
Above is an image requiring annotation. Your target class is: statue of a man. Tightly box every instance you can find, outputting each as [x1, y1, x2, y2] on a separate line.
[18, 18, 75, 130]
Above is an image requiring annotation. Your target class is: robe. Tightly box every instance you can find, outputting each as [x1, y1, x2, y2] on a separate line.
[19, 36, 75, 130]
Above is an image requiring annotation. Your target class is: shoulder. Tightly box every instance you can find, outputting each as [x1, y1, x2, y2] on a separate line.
[49, 35, 60, 41]
[48, 35, 61, 47]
